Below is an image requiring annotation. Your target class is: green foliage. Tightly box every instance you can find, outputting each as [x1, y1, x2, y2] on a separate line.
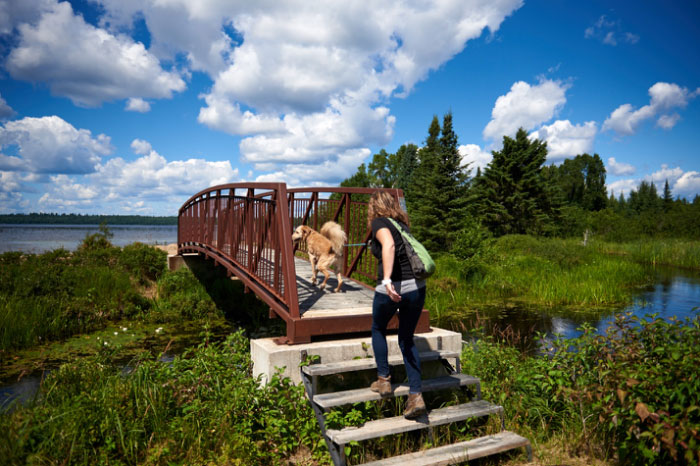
[409, 113, 471, 251]
[426, 235, 653, 327]
[474, 128, 559, 237]
[119, 242, 167, 284]
[464, 314, 700, 464]
[154, 268, 219, 321]
[0, 331, 324, 465]
[543, 153, 607, 211]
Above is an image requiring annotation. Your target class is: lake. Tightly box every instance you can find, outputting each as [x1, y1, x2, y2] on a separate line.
[0, 224, 178, 253]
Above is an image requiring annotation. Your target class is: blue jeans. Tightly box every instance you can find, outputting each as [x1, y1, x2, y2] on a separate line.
[371, 286, 426, 394]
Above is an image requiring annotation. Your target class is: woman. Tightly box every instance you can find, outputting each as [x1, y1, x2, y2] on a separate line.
[367, 191, 427, 419]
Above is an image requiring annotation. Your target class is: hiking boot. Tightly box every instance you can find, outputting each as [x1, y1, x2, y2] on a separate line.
[370, 375, 392, 396]
[404, 393, 426, 419]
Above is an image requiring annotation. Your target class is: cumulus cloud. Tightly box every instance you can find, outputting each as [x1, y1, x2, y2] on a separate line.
[0, 93, 15, 119]
[0, 0, 53, 35]
[125, 98, 151, 113]
[584, 15, 639, 46]
[483, 79, 570, 141]
[0, 116, 112, 174]
[674, 171, 700, 199]
[607, 178, 638, 197]
[607, 164, 700, 200]
[529, 120, 597, 160]
[6, 1, 185, 107]
[607, 157, 636, 176]
[35, 141, 239, 213]
[130, 139, 153, 155]
[458, 144, 492, 171]
[603, 82, 699, 136]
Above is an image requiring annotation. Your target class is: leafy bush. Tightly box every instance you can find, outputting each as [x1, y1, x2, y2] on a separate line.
[154, 268, 220, 321]
[0, 331, 324, 465]
[463, 314, 700, 464]
[119, 242, 167, 283]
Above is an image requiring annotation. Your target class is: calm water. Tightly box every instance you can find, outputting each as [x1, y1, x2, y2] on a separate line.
[0, 224, 178, 253]
[452, 265, 700, 348]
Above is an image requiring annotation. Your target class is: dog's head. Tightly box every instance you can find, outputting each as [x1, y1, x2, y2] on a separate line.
[291, 225, 311, 243]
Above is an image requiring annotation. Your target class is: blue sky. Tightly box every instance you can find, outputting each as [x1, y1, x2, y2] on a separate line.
[0, 0, 698, 215]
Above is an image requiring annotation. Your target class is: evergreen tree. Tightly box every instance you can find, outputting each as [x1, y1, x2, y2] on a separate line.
[408, 116, 443, 250]
[663, 179, 673, 212]
[544, 153, 607, 211]
[395, 144, 419, 192]
[628, 181, 660, 213]
[475, 128, 557, 236]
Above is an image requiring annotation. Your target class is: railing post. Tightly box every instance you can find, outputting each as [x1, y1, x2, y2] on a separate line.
[276, 183, 300, 320]
[343, 193, 351, 276]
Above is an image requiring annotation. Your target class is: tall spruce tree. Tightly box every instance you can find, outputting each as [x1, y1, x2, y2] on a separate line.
[663, 179, 673, 212]
[408, 116, 443, 250]
[408, 113, 470, 251]
[395, 144, 419, 193]
[475, 128, 557, 236]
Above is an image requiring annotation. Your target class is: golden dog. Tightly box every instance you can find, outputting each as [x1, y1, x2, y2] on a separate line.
[291, 221, 347, 292]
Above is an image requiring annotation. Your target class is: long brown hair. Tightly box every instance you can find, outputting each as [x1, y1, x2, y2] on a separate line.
[367, 191, 410, 229]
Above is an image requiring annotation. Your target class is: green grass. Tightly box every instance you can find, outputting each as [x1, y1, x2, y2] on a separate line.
[597, 239, 700, 270]
[427, 235, 654, 327]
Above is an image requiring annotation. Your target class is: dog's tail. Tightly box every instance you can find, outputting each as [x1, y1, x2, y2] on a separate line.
[320, 221, 347, 255]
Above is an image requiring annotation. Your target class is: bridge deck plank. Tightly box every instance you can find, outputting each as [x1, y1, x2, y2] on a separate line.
[295, 257, 376, 318]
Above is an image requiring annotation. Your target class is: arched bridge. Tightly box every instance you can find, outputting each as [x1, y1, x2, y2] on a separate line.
[178, 183, 431, 344]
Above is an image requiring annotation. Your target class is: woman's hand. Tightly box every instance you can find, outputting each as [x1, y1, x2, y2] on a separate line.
[385, 282, 401, 302]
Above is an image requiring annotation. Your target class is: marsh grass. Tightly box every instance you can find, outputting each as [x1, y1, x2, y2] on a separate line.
[427, 235, 654, 329]
[598, 239, 700, 270]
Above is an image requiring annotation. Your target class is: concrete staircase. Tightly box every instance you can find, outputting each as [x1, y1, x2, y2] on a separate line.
[301, 349, 531, 465]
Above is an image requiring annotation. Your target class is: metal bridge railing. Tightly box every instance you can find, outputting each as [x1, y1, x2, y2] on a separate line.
[178, 183, 405, 343]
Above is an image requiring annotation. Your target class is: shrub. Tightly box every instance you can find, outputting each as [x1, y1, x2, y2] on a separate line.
[119, 242, 167, 283]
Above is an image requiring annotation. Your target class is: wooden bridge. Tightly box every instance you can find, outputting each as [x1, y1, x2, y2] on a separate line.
[177, 183, 430, 344]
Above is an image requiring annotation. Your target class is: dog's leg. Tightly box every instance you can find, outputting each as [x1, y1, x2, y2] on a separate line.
[334, 271, 343, 293]
[310, 255, 318, 285]
[318, 264, 330, 291]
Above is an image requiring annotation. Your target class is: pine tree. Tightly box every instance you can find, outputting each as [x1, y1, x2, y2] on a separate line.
[395, 144, 419, 192]
[474, 128, 557, 236]
[663, 179, 673, 212]
[408, 116, 443, 250]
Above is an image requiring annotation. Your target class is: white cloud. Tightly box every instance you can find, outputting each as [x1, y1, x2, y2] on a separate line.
[0, 93, 15, 119]
[607, 178, 638, 197]
[529, 120, 597, 161]
[125, 98, 151, 113]
[607, 157, 636, 176]
[646, 164, 684, 186]
[0, 0, 53, 35]
[584, 15, 639, 46]
[0, 116, 112, 174]
[255, 148, 370, 187]
[458, 144, 492, 171]
[603, 82, 698, 136]
[35, 141, 240, 213]
[6, 1, 185, 107]
[607, 164, 700, 200]
[89, 0, 524, 176]
[130, 139, 153, 155]
[673, 171, 700, 199]
[656, 113, 680, 129]
[483, 79, 570, 141]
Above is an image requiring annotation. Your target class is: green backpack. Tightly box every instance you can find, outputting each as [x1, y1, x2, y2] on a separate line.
[387, 218, 436, 280]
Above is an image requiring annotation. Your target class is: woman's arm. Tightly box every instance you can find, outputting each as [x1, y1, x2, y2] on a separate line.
[376, 227, 401, 302]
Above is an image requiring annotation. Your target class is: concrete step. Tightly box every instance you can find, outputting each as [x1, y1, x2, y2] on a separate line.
[360, 431, 531, 466]
[326, 400, 502, 445]
[302, 350, 460, 377]
[313, 374, 480, 410]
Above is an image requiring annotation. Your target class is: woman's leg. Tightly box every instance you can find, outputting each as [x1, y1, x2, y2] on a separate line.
[371, 291, 397, 377]
[397, 286, 426, 394]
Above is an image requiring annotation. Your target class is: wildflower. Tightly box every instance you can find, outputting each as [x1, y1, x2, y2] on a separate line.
[122, 327, 128, 331]
[114, 332, 118, 336]
[104, 341, 108, 346]
[155, 327, 163, 334]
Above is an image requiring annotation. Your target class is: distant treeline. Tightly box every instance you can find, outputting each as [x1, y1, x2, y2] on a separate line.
[0, 213, 178, 225]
